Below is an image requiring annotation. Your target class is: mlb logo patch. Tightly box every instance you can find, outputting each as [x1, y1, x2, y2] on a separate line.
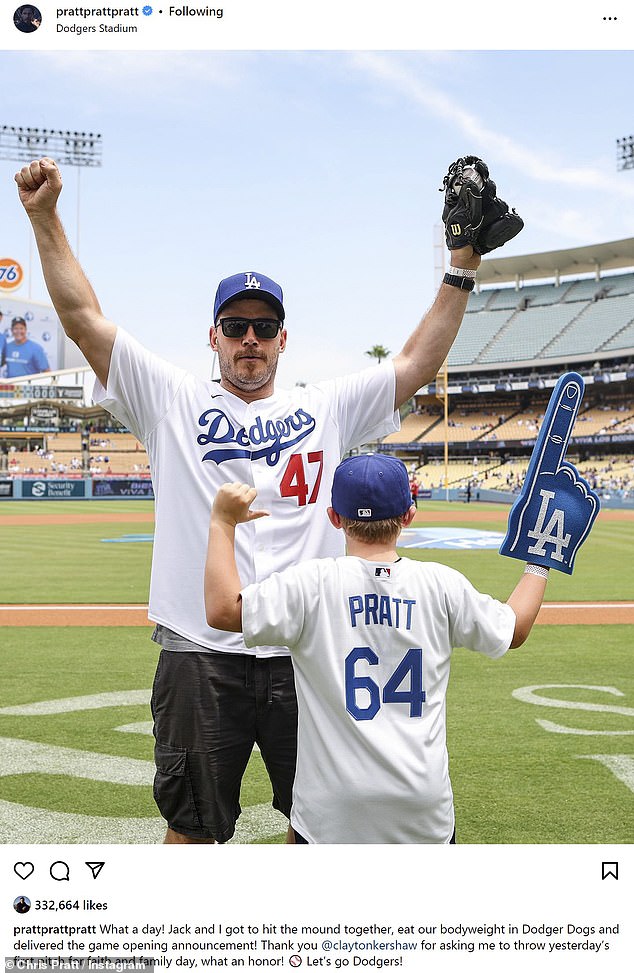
[375, 567, 391, 578]
[358, 508, 372, 518]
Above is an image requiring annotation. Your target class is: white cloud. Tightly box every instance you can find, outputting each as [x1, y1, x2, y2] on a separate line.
[349, 53, 634, 201]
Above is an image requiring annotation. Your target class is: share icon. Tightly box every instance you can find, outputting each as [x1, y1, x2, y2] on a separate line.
[85, 862, 106, 879]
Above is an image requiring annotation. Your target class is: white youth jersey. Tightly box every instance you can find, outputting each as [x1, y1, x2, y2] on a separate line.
[242, 557, 515, 842]
[93, 328, 399, 655]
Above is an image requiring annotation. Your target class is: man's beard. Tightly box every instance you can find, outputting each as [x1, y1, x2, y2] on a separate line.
[217, 347, 279, 392]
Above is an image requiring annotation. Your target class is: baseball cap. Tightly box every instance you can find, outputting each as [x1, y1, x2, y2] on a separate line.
[214, 271, 285, 322]
[331, 454, 413, 521]
[11, 316, 27, 326]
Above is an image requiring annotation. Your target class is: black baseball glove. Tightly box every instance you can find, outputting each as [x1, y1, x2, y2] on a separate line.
[441, 156, 523, 254]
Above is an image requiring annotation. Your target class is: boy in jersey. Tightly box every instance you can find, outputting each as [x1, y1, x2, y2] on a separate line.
[205, 454, 548, 843]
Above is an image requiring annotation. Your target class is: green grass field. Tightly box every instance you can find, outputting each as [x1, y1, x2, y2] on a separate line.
[1, 499, 632, 843]
[0, 501, 154, 603]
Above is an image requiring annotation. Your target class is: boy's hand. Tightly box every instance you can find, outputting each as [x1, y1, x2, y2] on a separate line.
[212, 483, 269, 527]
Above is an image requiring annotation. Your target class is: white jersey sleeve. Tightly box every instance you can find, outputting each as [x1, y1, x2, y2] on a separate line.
[92, 328, 187, 443]
[241, 560, 320, 650]
[439, 564, 515, 658]
[317, 360, 399, 453]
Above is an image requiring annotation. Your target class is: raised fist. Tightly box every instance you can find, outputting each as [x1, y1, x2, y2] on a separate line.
[15, 158, 63, 216]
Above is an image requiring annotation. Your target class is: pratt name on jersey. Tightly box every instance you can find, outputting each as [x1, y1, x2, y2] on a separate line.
[349, 593, 416, 630]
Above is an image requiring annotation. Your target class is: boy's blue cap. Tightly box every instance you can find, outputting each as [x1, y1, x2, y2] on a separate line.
[331, 454, 412, 521]
[213, 271, 285, 322]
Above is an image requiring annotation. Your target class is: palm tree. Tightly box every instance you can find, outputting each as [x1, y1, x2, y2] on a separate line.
[365, 344, 391, 364]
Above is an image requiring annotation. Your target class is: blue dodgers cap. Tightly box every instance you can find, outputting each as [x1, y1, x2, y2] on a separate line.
[213, 271, 285, 322]
[331, 454, 413, 522]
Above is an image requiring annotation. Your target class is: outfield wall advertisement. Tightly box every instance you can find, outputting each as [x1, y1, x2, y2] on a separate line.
[93, 478, 155, 498]
[21, 478, 87, 498]
[5, 478, 155, 499]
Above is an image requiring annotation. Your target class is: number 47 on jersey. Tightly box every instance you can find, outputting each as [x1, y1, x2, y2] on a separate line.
[280, 451, 324, 506]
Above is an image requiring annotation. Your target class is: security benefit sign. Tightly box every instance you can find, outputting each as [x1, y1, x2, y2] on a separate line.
[22, 479, 87, 499]
[500, 373, 599, 574]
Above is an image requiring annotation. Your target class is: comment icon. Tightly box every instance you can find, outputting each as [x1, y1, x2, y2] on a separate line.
[50, 860, 70, 881]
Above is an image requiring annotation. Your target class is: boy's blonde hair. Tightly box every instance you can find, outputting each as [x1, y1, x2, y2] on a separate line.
[339, 515, 404, 545]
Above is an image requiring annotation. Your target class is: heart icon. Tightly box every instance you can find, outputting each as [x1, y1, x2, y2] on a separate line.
[14, 862, 34, 880]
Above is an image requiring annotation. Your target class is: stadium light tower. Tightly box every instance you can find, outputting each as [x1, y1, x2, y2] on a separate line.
[0, 126, 103, 166]
[616, 135, 634, 171]
[0, 125, 103, 287]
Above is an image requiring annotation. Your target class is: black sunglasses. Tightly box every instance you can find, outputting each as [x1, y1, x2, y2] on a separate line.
[216, 317, 282, 339]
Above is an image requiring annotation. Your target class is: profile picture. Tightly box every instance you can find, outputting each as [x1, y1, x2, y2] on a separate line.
[13, 5, 42, 32]
[13, 895, 31, 914]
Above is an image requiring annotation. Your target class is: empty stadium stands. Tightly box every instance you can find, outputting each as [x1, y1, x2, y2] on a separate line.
[450, 269, 634, 368]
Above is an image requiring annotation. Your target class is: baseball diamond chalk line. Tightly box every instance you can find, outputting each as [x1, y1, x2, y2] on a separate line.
[1, 603, 633, 625]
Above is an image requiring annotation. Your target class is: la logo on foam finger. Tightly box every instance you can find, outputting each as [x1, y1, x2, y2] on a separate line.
[500, 372, 600, 575]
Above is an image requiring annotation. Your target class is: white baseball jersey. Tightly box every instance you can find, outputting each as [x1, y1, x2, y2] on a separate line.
[241, 557, 515, 842]
[93, 328, 399, 655]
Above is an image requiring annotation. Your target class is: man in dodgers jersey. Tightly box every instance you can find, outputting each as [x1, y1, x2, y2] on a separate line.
[17, 156, 492, 844]
[205, 455, 548, 843]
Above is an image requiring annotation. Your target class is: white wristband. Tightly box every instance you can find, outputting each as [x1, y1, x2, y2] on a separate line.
[524, 564, 550, 579]
[448, 265, 477, 279]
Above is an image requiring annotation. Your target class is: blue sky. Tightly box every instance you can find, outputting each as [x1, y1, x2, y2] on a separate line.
[1, 51, 633, 387]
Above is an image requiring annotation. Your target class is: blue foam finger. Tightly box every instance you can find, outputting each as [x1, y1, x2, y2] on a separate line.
[500, 372, 600, 574]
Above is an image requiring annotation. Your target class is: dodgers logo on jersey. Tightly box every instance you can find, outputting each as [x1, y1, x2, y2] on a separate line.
[197, 407, 316, 466]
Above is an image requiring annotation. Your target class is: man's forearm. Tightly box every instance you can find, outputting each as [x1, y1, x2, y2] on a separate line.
[392, 247, 480, 408]
[28, 211, 116, 387]
[393, 283, 469, 407]
[29, 210, 102, 338]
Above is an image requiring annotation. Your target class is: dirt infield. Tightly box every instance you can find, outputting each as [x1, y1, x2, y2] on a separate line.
[2, 602, 633, 626]
[0, 605, 153, 626]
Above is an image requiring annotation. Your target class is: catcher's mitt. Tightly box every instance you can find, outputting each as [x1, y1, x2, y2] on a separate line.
[441, 156, 523, 254]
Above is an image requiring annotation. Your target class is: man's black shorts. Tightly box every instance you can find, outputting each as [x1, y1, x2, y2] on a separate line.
[150, 628, 297, 842]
